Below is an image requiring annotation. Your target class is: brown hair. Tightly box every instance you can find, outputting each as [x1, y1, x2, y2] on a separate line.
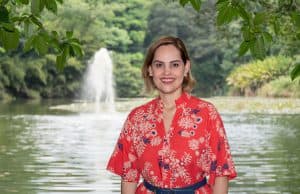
[142, 36, 196, 94]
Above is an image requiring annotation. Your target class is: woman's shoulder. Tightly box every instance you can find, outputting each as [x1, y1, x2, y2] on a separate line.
[189, 94, 215, 107]
[189, 94, 219, 114]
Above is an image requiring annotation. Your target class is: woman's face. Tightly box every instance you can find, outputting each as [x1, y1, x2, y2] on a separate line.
[148, 45, 190, 96]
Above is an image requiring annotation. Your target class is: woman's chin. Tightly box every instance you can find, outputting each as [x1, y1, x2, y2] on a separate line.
[157, 86, 182, 95]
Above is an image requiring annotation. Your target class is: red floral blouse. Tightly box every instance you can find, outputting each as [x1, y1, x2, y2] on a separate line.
[107, 92, 237, 193]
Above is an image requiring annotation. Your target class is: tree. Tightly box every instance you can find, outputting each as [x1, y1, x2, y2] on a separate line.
[0, 0, 151, 99]
[1, 0, 299, 80]
[0, 0, 83, 70]
[176, 0, 300, 80]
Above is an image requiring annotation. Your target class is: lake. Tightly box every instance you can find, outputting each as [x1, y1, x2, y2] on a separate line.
[0, 98, 299, 194]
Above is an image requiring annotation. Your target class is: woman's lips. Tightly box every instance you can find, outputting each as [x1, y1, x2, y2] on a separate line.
[160, 77, 175, 83]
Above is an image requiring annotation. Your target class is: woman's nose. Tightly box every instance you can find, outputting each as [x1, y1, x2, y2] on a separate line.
[163, 64, 171, 75]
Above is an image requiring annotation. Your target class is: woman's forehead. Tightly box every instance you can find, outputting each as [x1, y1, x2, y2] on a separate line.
[153, 45, 181, 60]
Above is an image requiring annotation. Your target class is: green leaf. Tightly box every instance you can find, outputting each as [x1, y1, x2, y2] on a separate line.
[17, 0, 29, 4]
[236, 4, 249, 22]
[0, 6, 9, 23]
[30, 15, 43, 28]
[190, 0, 202, 11]
[241, 26, 252, 41]
[250, 35, 265, 59]
[11, 16, 22, 22]
[253, 12, 266, 26]
[56, 46, 69, 71]
[24, 36, 34, 52]
[49, 31, 59, 49]
[69, 38, 80, 44]
[262, 31, 272, 45]
[238, 41, 250, 56]
[34, 34, 48, 55]
[66, 30, 73, 39]
[179, 0, 189, 6]
[216, 2, 239, 25]
[256, 35, 266, 59]
[0, 28, 20, 50]
[291, 63, 300, 81]
[1, 22, 15, 31]
[70, 43, 83, 57]
[56, 54, 64, 71]
[31, 0, 41, 15]
[45, 0, 57, 14]
[69, 46, 75, 57]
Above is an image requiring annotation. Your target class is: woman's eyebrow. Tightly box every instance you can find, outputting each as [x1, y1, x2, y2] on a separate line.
[152, 59, 164, 63]
[152, 59, 182, 63]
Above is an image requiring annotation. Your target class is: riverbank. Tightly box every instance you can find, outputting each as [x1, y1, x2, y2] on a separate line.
[207, 97, 300, 114]
[116, 96, 300, 114]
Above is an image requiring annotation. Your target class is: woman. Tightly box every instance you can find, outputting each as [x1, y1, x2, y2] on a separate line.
[107, 36, 237, 194]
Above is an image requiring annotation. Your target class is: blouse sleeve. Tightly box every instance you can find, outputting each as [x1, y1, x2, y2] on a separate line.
[207, 105, 237, 186]
[106, 111, 140, 182]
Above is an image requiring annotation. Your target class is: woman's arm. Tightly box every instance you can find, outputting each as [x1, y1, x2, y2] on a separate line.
[121, 179, 137, 194]
[212, 176, 228, 194]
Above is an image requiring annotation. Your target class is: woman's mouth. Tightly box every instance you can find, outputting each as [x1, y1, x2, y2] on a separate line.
[160, 77, 175, 84]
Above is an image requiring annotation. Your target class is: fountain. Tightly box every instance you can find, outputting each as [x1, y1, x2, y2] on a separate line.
[81, 48, 115, 112]
[50, 48, 115, 113]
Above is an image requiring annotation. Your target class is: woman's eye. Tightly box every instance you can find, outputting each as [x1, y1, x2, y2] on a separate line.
[172, 63, 179, 68]
[154, 63, 163, 68]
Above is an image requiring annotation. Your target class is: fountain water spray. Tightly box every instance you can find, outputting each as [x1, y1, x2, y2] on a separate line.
[81, 48, 115, 112]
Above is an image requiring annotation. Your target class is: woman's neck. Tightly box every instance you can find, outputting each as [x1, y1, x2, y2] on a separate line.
[159, 90, 182, 109]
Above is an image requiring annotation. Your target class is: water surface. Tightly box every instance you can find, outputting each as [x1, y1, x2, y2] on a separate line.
[0, 100, 299, 193]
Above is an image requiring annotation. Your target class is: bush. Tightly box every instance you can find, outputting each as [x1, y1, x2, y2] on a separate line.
[227, 55, 293, 95]
[258, 76, 300, 98]
[25, 61, 47, 90]
[1, 59, 26, 94]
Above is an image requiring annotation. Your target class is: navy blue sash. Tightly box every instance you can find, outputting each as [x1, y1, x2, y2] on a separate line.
[143, 178, 207, 194]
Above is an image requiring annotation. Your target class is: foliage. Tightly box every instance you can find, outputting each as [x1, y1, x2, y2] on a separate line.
[0, 0, 299, 100]
[1, 57, 26, 96]
[176, 0, 300, 80]
[291, 63, 300, 80]
[0, 52, 82, 99]
[0, 0, 151, 99]
[0, 0, 83, 69]
[227, 56, 293, 95]
[257, 76, 300, 98]
[113, 53, 144, 97]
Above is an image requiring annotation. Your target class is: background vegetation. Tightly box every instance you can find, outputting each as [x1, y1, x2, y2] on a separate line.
[0, 0, 299, 101]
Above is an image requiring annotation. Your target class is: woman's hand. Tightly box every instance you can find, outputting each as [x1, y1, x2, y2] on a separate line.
[212, 176, 228, 194]
[121, 179, 137, 194]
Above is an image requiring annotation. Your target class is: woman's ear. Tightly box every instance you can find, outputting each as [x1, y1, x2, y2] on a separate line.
[184, 60, 191, 76]
[148, 66, 153, 77]
[148, 66, 153, 76]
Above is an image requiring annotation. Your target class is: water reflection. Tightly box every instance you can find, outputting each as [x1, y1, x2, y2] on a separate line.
[225, 114, 300, 193]
[0, 113, 38, 194]
[0, 101, 300, 193]
[271, 115, 300, 193]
